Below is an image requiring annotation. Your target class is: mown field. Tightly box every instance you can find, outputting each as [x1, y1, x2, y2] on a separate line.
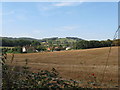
[6, 46, 118, 88]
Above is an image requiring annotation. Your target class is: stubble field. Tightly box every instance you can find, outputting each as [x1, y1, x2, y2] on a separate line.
[6, 47, 118, 88]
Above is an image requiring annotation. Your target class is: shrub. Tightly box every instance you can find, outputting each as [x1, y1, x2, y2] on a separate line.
[1, 52, 81, 89]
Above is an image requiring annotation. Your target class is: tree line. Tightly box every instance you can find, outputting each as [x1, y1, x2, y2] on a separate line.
[1, 38, 120, 51]
[2, 39, 40, 47]
[75, 39, 120, 49]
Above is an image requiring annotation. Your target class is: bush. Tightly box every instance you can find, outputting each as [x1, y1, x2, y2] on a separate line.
[1, 53, 81, 89]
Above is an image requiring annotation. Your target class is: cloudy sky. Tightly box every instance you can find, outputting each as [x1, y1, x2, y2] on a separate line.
[2, 2, 118, 40]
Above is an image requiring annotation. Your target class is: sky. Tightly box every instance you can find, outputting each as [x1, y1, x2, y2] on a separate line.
[1, 2, 118, 40]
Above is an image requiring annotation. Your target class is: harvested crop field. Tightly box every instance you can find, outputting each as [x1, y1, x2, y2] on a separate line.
[6, 47, 118, 88]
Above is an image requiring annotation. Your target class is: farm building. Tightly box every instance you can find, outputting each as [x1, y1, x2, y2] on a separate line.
[47, 46, 63, 52]
[46, 47, 54, 52]
[47, 47, 51, 51]
[66, 47, 71, 50]
[22, 45, 36, 53]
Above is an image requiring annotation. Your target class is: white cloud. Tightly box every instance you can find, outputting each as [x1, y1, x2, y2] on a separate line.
[53, 2, 83, 7]
[37, 3, 54, 12]
[36, 2, 83, 16]
[37, 2, 83, 12]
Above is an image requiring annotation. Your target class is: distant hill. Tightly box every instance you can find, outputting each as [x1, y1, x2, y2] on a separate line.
[1, 37, 37, 41]
[41, 37, 83, 43]
[66, 37, 83, 41]
[1, 37, 83, 43]
[1, 36, 83, 47]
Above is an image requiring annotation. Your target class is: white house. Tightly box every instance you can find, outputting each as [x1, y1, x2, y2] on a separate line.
[66, 47, 71, 50]
[22, 45, 36, 53]
[22, 47, 27, 53]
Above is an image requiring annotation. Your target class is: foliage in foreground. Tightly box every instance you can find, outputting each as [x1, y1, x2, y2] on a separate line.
[2, 65, 82, 89]
[2, 53, 82, 89]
